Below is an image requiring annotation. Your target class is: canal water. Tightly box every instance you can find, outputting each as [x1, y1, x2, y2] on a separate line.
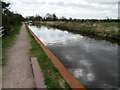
[29, 25, 119, 89]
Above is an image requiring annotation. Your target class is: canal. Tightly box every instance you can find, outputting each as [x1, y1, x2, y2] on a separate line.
[28, 24, 119, 89]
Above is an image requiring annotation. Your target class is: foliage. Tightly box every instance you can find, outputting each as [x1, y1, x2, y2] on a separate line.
[25, 13, 58, 21]
[45, 13, 58, 21]
[2, 1, 10, 9]
[2, 24, 22, 65]
[2, 1, 23, 35]
[25, 15, 42, 21]
[25, 13, 119, 23]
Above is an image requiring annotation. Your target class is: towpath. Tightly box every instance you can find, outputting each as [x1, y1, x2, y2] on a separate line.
[3, 23, 36, 88]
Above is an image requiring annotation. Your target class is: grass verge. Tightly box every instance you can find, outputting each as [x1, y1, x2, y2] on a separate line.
[2, 24, 22, 66]
[26, 24, 70, 88]
[96, 22, 118, 28]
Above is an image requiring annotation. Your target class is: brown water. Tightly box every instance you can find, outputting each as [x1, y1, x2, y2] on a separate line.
[29, 25, 119, 89]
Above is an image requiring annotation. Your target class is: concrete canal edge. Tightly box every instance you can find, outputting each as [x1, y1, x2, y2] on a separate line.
[26, 25, 87, 89]
[31, 57, 46, 88]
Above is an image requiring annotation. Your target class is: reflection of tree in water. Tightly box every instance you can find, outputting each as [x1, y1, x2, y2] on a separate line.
[31, 24, 42, 29]
[41, 25, 56, 30]
[36, 25, 42, 29]
[46, 26, 55, 30]
[33, 24, 53, 30]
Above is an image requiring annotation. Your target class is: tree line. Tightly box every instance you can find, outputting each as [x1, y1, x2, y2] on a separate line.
[1, 1, 23, 35]
[1, 0, 119, 36]
[25, 13, 119, 23]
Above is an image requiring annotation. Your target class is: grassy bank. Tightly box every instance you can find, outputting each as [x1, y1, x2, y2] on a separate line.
[2, 24, 22, 66]
[96, 22, 118, 28]
[26, 24, 70, 88]
[34, 21, 119, 43]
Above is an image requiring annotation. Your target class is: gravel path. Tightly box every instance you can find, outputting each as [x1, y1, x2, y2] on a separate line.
[3, 23, 36, 88]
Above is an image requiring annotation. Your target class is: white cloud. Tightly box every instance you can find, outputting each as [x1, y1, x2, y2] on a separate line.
[4, 0, 118, 19]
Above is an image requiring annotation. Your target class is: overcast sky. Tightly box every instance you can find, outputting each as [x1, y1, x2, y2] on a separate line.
[4, 0, 119, 19]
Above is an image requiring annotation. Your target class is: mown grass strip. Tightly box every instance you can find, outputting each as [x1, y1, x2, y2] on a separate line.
[26, 24, 70, 88]
[2, 23, 22, 66]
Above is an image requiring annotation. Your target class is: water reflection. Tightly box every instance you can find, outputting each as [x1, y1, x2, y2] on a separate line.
[30, 25, 83, 46]
[29, 25, 119, 89]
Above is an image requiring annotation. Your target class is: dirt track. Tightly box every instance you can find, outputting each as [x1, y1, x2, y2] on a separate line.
[3, 23, 36, 88]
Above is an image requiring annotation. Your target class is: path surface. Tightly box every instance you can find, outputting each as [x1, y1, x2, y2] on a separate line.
[3, 23, 36, 88]
[0, 67, 2, 89]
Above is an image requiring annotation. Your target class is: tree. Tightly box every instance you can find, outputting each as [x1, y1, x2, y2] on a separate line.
[60, 16, 67, 21]
[2, 1, 23, 35]
[2, 1, 10, 9]
[45, 13, 58, 21]
[35, 15, 42, 21]
[69, 18, 72, 21]
[52, 14, 58, 21]
[45, 13, 52, 21]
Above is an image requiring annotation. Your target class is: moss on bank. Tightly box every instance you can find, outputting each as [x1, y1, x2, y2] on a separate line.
[26, 24, 70, 88]
[2, 24, 22, 66]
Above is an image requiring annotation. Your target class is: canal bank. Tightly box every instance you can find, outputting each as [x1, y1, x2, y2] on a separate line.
[28, 24, 119, 89]
[26, 24, 87, 88]
[34, 21, 119, 44]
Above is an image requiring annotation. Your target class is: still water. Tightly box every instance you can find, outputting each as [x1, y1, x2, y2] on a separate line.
[29, 25, 119, 89]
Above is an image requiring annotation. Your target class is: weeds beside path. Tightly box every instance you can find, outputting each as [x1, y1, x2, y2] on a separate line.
[2, 24, 22, 66]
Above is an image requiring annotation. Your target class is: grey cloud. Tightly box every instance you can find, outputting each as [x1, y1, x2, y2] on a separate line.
[48, 1, 117, 11]
[84, 0, 119, 3]
[49, 2, 66, 6]
[21, 1, 46, 5]
[8, 0, 117, 19]
[98, 2, 118, 5]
